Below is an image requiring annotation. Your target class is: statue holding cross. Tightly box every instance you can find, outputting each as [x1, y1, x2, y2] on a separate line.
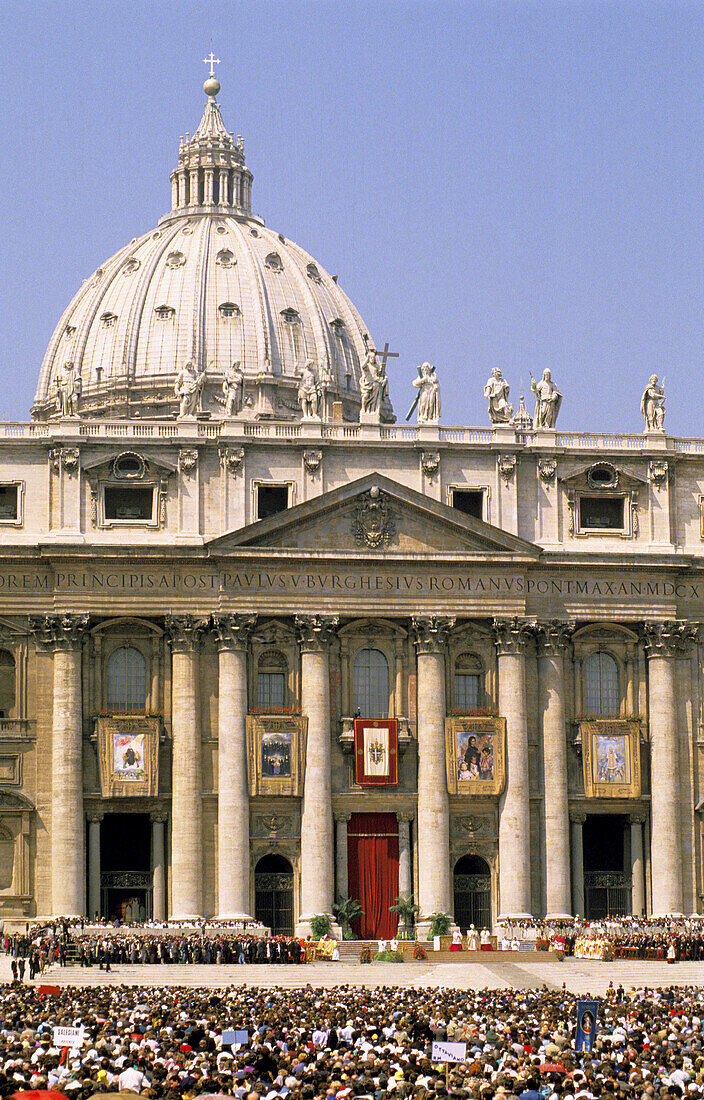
[359, 340, 397, 424]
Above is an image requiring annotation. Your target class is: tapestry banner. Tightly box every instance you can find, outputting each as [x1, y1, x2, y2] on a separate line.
[445, 716, 506, 796]
[353, 719, 398, 785]
[580, 719, 641, 799]
[246, 715, 307, 796]
[96, 715, 160, 797]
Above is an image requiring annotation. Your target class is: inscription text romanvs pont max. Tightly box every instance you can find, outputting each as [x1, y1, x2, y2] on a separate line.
[0, 567, 702, 601]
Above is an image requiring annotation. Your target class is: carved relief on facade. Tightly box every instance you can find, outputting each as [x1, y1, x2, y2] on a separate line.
[352, 487, 395, 548]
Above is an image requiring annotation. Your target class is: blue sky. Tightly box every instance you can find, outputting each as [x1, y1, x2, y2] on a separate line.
[1, 0, 703, 432]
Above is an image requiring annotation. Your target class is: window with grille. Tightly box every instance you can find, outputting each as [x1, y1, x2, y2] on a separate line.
[352, 648, 389, 718]
[256, 651, 287, 710]
[454, 652, 482, 710]
[583, 652, 619, 715]
[106, 646, 148, 712]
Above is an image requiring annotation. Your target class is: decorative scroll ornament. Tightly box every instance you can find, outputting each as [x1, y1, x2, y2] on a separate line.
[538, 458, 557, 482]
[534, 619, 574, 656]
[492, 617, 535, 655]
[212, 613, 257, 650]
[219, 444, 244, 474]
[29, 613, 90, 650]
[49, 446, 80, 475]
[498, 453, 516, 485]
[412, 615, 456, 654]
[420, 451, 441, 479]
[643, 619, 699, 656]
[303, 449, 323, 474]
[295, 614, 339, 651]
[648, 459, 669, 487]
[164, 614, 209, 652]
[352, 486, 395, 549]
[178, 448, 198, 476]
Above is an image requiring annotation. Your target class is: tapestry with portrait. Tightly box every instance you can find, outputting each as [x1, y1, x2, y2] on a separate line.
[580, 718, 641, 799]
[246, 715, 307, 796]
[445, 716, 506, 796]
[96, 715, 160, 797]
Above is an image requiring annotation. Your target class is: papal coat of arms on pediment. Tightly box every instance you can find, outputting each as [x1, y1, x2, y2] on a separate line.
[352, 487, 395, 549]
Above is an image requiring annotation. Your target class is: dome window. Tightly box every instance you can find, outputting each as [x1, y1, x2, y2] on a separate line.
[330, 317, 346, 334]
[101, 312, 117, 329]
[278, 234, 286, 244]
[155, 305, 175, 321]
[306, 263, 321, 282]
[281, 308, 301, 324]
[265, 252, 283, 272]
[123, 257, 140, 275]
[65, 325, 76, 337]
[219, 302, 240, 319]
[165, 251, 186, 269]
[249, 228, 260, 237]
[215, 249, 236, 268]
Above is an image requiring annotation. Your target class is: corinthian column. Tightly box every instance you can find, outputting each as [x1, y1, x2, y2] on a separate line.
[31, 613, 90, 916]
[412, 615, 455, 937]
[212, 613, 257, 919]
[493, 618, 533, 919]
[295, 614, 340, 936]
[166, 614, 208, 919]
[536, 620, 573, 918]
[644, 621, 695, 915]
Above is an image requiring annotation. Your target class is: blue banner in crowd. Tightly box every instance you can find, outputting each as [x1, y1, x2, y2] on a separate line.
[575, 1000, 599, 1051]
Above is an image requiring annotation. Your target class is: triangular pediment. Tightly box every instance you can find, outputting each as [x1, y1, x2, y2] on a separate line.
[207, 473, 541, 558]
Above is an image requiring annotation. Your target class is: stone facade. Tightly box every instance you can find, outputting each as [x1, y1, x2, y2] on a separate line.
[4, 74, 704, 930]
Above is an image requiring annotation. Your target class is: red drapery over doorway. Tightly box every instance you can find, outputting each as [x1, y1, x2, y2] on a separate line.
[347, 812, 399, 939]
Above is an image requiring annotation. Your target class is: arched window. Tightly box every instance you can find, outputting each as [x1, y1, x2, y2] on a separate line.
[0, 651, 15, 719]
[256, 650, 287, 710]
[106, 646, 148, 712]
[583, 652, 619, 715]
[352, 648, 389, 718]
[454, 652, 482, 711]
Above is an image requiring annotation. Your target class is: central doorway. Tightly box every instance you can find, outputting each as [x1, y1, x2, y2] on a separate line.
[347, 812, 399, 939]
[583, 813, 631, 918]
[254, 854, 294, 934]
[100, 813, 152, 921]
[453, 854, 491, 930]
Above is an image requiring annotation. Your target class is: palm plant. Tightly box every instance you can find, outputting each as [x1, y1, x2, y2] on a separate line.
[427, 911, 452, 938]
[332, 896, 364, 938]
[389, 895, 420, 938]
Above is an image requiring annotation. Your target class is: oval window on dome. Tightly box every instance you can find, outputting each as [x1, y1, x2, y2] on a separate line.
[101, 312, 117, 329]
[155, 305, 175, 321]
[165, 251, 186, 269]
[123, 257, 140, 275]
[112, 452, 145, 480]
[249, 228, 259, 237]
[216, 248, 236, 268]
[265, 252, 283, 272]
[218, 302, 240, 319]
[306, 263, 321, 282]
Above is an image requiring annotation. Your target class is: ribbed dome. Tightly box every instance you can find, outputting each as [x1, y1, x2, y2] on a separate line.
[32, 80, 382, 422]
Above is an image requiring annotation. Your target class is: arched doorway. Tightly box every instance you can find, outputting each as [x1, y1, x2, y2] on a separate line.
[254, 854, 294, 935]
[453, 854, 491, 930]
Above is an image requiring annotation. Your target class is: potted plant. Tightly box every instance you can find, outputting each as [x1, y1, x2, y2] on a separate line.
[310, 913, 333, 939]
[427, 911, 453, 950]
[389, 895, 420, 941]
[333, 896, 364, 939]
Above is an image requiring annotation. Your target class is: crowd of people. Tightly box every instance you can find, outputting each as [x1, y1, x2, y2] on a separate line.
[0, 979, 701, 1100]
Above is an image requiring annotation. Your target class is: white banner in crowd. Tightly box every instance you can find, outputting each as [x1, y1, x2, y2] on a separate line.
[431, 1042, 467, 1063]
[53, 1026, 85, 1048]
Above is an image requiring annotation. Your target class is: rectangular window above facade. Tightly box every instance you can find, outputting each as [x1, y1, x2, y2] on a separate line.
[578, 495, 626, 531]
[103, 486, 156, 524]
[0, 484, 22, 526]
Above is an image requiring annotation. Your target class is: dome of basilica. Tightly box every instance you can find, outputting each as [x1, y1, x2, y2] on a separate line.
[32, 77, 386, 422]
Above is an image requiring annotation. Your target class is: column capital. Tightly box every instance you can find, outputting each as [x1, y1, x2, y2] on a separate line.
[643, 619, 699, 657]
[29, 613, 90, 651]
[150, 811, 168, 824]
[165, 614, 209, 653]
[534, 619, 575, 657]
[569, 811, 587, 825]
[295, 613, 340, 652]
[629, 811, 648, 825]
[396, 810, 415, 823]
[412, 615, 455, 654]
[86, 811, 104, 824]
[493, 617, 535, 656]
[334, 813, 351, 824]
[212, 613, 257, 652]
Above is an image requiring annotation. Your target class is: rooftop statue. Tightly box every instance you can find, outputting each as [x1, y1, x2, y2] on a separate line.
[297, 360, 321, 419]
[484, 368, 513, 424]
[530, 369, 562, 429]
[222, 361, 245, 416]
[641, 374, 665, 432]
[175, 361, 205, 418]
[55, 361, 81, 418]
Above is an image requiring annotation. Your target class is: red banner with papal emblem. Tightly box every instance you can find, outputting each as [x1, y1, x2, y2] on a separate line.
[353, 718, 398, 785]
